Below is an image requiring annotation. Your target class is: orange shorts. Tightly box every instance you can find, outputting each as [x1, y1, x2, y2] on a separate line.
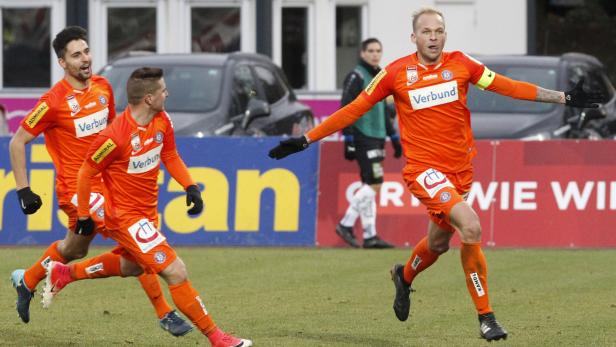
[59, 192, 108, 237]
[403, 167, 473, 233]
[106, 217, 177, 274]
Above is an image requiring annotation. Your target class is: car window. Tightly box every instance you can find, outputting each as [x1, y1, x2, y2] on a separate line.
[230, 64, 258, 117]
[468, 66, 557, 114]
[101, 65, 223, 113]
[254, 65, 287, 104]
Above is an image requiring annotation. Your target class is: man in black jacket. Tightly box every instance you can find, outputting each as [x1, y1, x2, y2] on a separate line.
[336, 38, 401, 249]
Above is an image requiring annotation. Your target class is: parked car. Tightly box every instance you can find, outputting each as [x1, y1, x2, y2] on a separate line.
[468, 52, 616, 140]
[99, 52, 314, 136]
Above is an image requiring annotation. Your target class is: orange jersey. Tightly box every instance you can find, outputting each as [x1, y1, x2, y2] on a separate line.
[308, 51, 537, 174]
[83, 108, 178, 230]
[21, 75, 115, 203]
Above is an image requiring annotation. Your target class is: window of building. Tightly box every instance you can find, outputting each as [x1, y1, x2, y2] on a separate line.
[336, 6, 362, 89]
[191, 7, 240, 52]
[281, 7, 307, 89]
[107, 7, 156, 61]
[2, 7, 50, 87]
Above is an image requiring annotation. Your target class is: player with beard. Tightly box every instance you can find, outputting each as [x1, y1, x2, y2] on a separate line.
[9, 26, 192, 336]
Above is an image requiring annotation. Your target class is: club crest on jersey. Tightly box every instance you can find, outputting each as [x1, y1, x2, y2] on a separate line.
[99, 95, 107, 105]
[154, 131, 164, 144]
[406, 65, 418, 85]
[130, 133, 142, 152]
[67, 95, 81, 116]
[441, 70, 453, 81]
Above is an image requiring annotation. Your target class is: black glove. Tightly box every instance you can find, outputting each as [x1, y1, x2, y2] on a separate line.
[390, 135, 402, 158]
[268, 136, 309, 160]
[343, 136, 356, 161]
[565, 78, 604, 108]
[16, 187, 42, 215]
[74, 217, 95, 236]
[186, 185, 203, 215]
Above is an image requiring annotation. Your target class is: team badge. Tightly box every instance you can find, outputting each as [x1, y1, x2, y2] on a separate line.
[130, 133, 142, 152]
[67, 95, 81, 116]
[440, 191, 451, 202]
[154, 131, 164, 143]
[406, 66, 418, 85]
[441, 70, 453, 80]
[154, 251, 167, 264]
[99, 95, 107, 105]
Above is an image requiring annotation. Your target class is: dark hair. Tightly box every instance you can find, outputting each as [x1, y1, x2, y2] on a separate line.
[52, 26, 88, 59]
[126, 67, 164, 105]
[361, 38, 382, 52]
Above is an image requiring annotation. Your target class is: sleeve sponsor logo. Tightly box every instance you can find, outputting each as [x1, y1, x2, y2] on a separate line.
[127, 145, 162, 174]
[91, 138, 117, 163]
[408, 80, 459, 110]
[74, 108, 109, 138]
[475, 67, 496, 90]
[127, 218, 166, 253]
[416, 168, 455, 198]
[365, 69, 387, 95]
[25, 102, 49, 128]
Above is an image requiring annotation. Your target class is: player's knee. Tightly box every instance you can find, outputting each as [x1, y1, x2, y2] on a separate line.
[429, 242, 449, 254]
[459, 220, 482, 242]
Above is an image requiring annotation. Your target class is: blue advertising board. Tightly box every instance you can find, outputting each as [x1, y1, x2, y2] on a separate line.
[0, 137, 319, 246]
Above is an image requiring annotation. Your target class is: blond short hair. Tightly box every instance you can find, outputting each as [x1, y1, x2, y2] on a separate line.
[412, 7, 445, 32]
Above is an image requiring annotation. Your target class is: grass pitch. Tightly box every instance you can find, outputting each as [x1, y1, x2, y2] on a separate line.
[0, 247, 615, 346]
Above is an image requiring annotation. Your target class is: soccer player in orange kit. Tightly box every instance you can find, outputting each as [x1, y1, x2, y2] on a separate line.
[44, 67, 252, 347]
[9, 26, 191, 336]
[269, 7, 603, 341]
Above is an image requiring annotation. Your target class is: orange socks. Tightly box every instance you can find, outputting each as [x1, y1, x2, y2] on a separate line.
[169, 280, 217, 336]
[69, 251, 122, 280]
[24, 240, 67, 290]
[403, 236, 440, 285]
[138, 273, 173, 319]
[460, 242, 492, 314]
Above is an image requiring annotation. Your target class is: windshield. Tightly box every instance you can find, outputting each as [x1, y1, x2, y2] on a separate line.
[467, 66, 558, 113]
[101, 65, 223, 113]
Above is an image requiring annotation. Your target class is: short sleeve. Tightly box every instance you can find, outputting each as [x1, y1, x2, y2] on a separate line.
[21, 96, 57, 136]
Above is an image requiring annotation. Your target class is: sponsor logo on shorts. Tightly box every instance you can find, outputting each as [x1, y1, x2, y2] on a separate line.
[74, 108, 109, 138]
[91, 138, 117, 164]
[154, 131, 164, 144]
[366, 149, 385, 159]
[440, 191, 451, 202]
[470, 272, 485, 297]
[85, 263, 104, 274]
[127, 145, 162, 174]
[365, 69, 387, 95]
[25, 102, 49, 128]
[195, 296, 208, 315]
[441, 70, 453, 80]
[154, 251, 167, 264]
[411, 255, 422, 270]
[408, 80, 459, 110]
[371, 162, 384, 178]
[41, 256, 52, 269]
[406, 66, 418, 85]
[416, 168, 454, 198]
[128, 218, 166, 253]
